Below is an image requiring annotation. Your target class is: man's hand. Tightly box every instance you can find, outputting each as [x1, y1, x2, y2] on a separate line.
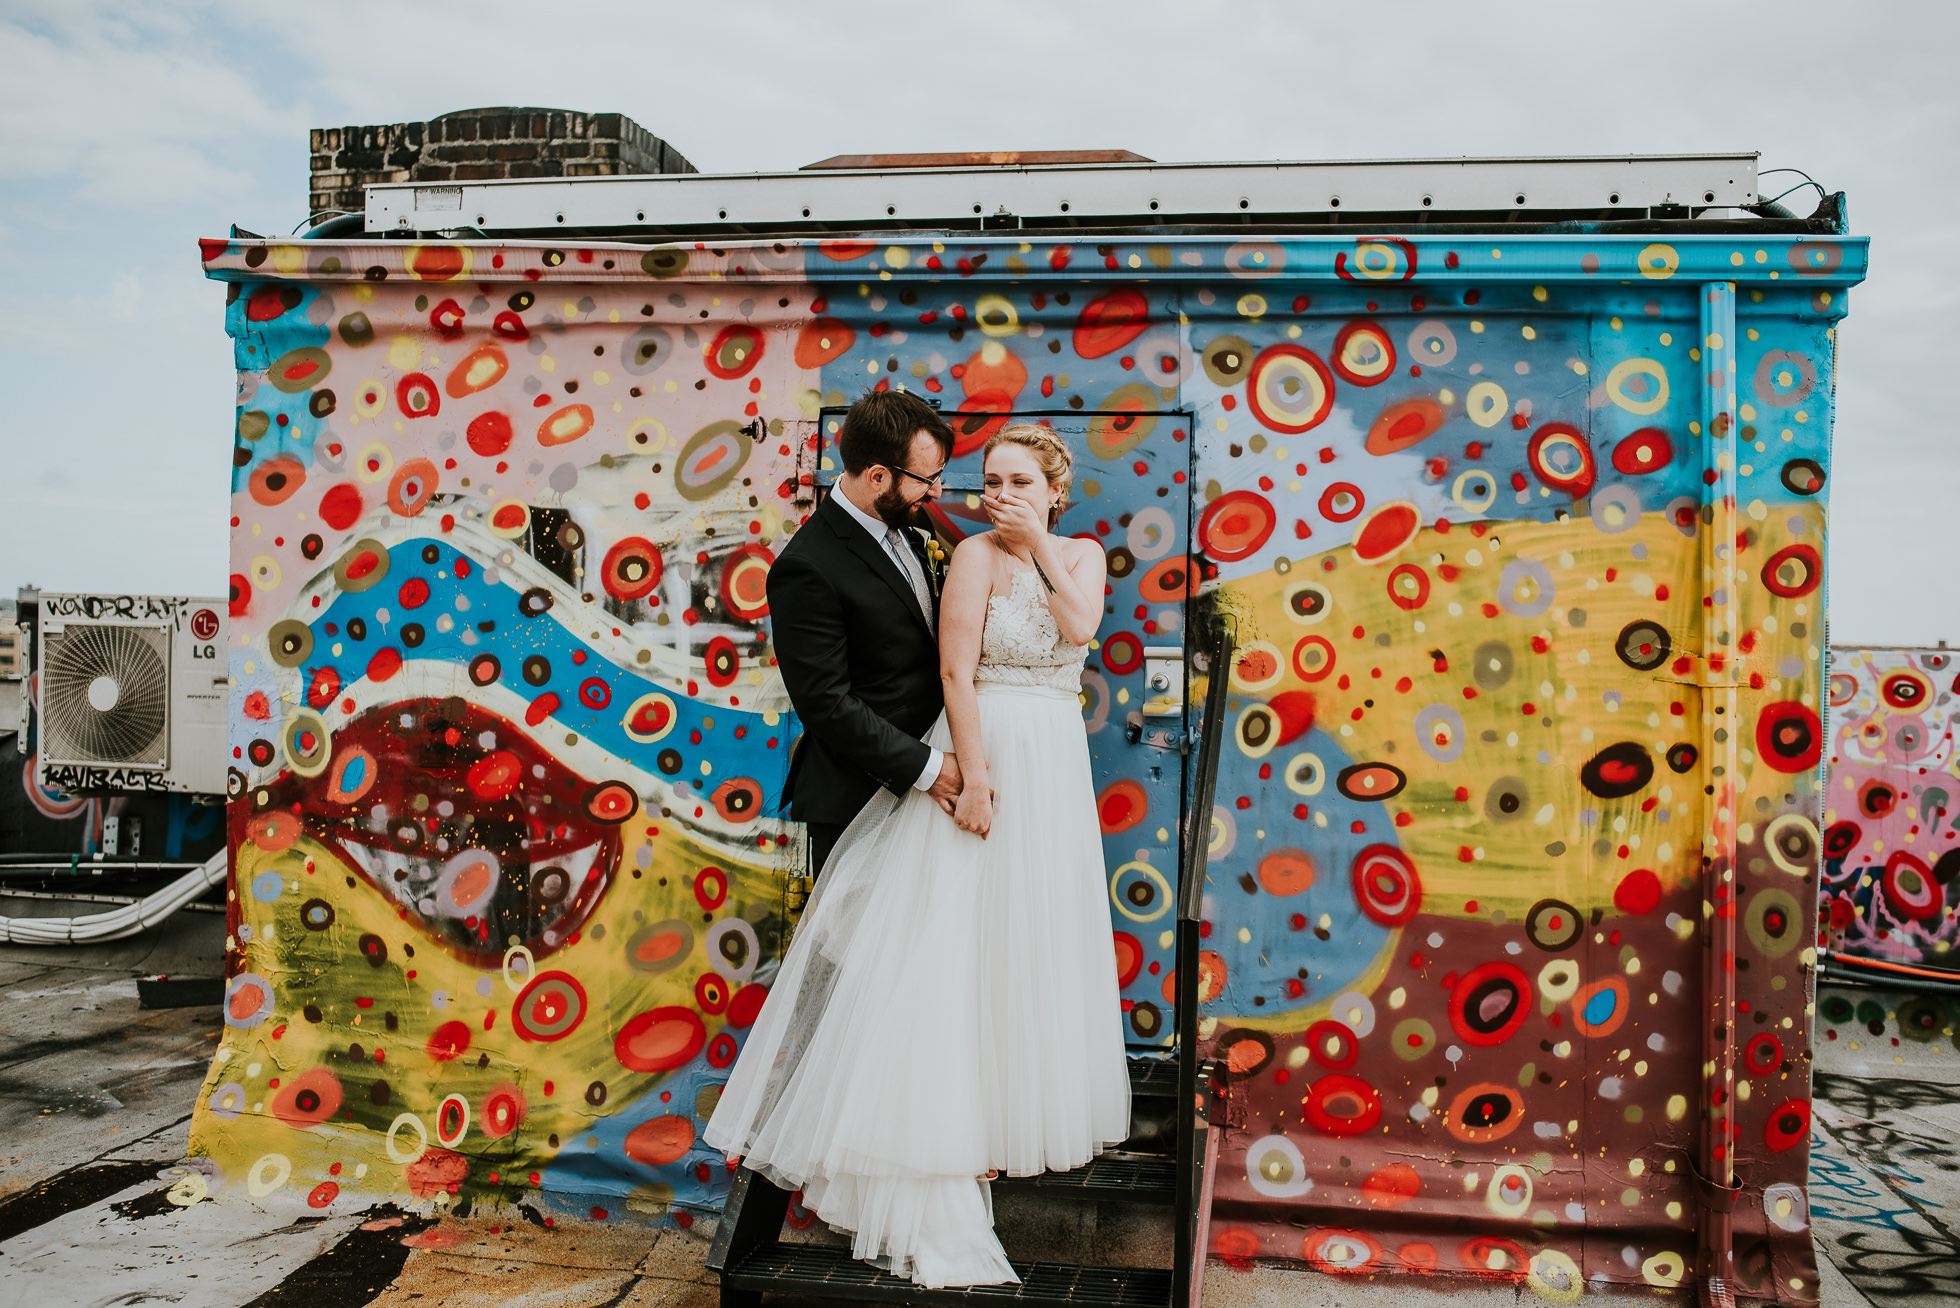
[927, 754, 963, 815]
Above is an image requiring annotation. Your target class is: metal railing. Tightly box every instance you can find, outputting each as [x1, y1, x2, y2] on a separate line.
[1172, 613, 1235, 1308]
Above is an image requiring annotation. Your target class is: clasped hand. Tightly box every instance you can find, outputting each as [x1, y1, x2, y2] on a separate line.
[953, 781, 994, 839]
[926, 755, 995, 837]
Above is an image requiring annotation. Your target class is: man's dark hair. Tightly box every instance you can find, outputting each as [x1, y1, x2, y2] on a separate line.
[837, 389, 954, 476]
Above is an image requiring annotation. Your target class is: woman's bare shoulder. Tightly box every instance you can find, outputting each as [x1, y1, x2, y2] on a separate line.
[945, 533, 1004, 592]
[949, 533, 999, 574]
[951, 532, 995, 559]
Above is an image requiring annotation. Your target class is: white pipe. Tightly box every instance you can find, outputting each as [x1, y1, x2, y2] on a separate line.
[0, 849, 227, 944]
[0, 889, 227, 913]
[0, 861, 212, 872]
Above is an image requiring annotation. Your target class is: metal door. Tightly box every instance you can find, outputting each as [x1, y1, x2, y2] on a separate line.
[818, 405, 1197, 1049]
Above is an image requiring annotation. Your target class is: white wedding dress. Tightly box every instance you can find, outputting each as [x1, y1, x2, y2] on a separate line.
[705, 564, 1132, 1286]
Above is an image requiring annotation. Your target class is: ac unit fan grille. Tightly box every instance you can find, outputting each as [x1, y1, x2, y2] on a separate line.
[43, 624, 171, 767]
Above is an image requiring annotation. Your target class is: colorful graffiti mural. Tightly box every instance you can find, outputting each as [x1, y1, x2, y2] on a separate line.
[195, 227, 1863, 1301]
[1819, 646, 1960, 968]
[1187, 262, 1851, 1303]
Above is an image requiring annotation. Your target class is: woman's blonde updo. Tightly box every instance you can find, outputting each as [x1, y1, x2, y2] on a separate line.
[983, 423, 1075, 527]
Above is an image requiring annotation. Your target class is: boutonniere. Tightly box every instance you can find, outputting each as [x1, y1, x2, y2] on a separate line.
[919, 532, 948, 596]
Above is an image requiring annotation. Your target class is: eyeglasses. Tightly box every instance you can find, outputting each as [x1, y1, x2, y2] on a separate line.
[884, 463, 946, 490]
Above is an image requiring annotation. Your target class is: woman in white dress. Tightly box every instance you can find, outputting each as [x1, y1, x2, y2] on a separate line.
[704, 424, 1131, 1287]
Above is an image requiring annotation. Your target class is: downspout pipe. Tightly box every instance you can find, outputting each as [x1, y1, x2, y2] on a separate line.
[1697, 280, 1742, 1308]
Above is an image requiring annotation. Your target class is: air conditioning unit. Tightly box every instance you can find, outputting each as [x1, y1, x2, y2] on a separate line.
[31, 594, 228, 795]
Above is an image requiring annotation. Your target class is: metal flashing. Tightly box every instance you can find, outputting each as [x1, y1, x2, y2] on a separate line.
[364, 153, 1762, 236]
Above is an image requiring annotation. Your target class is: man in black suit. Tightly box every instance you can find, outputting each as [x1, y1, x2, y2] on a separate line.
[767, 389, 963, 878]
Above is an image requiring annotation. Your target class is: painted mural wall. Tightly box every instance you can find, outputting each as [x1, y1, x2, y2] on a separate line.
[1819, 646, 1960, 971]
[193, 228, 1863, 1301]
[1182, 256, 1848, 1305]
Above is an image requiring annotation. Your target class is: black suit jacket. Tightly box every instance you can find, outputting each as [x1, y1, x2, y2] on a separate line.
[768, 491, 946, 827]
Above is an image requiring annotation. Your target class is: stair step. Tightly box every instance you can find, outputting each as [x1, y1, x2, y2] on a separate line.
[724, 1240, 1172, 1306]
[1119, 1058, 1179, 1154]
[992, 1151, 1176, 1206]
[1125, 1057, 1178, 1100]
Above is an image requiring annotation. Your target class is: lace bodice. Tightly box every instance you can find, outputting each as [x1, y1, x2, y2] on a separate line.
[976, 567, 1087, 692]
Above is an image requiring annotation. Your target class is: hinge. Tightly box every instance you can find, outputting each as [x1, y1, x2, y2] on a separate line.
[790, 419, 819, 507]
[1124, 715, 1190, 753]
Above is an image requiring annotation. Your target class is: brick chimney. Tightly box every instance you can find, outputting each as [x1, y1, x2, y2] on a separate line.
[308, 108, 696, 222]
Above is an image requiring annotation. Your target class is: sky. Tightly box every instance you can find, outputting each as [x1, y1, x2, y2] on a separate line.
[1, 0, 1955, 644]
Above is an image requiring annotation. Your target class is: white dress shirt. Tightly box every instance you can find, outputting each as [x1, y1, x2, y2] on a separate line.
[831, 487, 944, 793]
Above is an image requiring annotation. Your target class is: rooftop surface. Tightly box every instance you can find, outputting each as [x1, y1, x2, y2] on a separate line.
[0, 902, 1953, 1306]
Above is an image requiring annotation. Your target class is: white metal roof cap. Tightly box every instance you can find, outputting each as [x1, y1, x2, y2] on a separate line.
[365, 152, 1760, 234]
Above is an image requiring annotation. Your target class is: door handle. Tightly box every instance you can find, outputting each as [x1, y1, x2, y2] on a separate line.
[1141, 646, 1184, 719]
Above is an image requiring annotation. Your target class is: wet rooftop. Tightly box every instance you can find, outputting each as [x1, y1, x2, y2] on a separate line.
[0, 901, 1954, 1307]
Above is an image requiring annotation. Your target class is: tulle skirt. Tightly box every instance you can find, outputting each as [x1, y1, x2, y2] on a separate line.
[703, 684, 1132, 1287]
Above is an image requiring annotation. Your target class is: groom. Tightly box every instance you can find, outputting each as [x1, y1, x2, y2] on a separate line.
[768, 389, 963, 879]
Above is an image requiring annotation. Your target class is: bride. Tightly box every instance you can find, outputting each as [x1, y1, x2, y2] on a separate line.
[704, 423, 1131, 1286]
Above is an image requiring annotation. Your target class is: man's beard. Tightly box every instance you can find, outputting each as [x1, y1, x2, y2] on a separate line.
[873, 483, 920, 529]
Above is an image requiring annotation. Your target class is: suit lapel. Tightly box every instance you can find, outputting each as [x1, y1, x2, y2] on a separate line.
[819, 494, 933, 635]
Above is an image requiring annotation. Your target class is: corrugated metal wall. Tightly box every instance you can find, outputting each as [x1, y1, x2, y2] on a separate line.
[196, 228, 1864, 1301]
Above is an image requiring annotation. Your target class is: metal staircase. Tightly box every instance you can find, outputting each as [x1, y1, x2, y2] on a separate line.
[708, 618, 1235, 1308]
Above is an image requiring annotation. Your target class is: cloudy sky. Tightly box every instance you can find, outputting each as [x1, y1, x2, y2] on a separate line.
[3, 0, 1954, 643]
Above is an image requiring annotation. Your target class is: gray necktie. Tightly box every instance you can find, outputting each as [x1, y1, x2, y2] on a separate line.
[884, 526, 932, 619]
